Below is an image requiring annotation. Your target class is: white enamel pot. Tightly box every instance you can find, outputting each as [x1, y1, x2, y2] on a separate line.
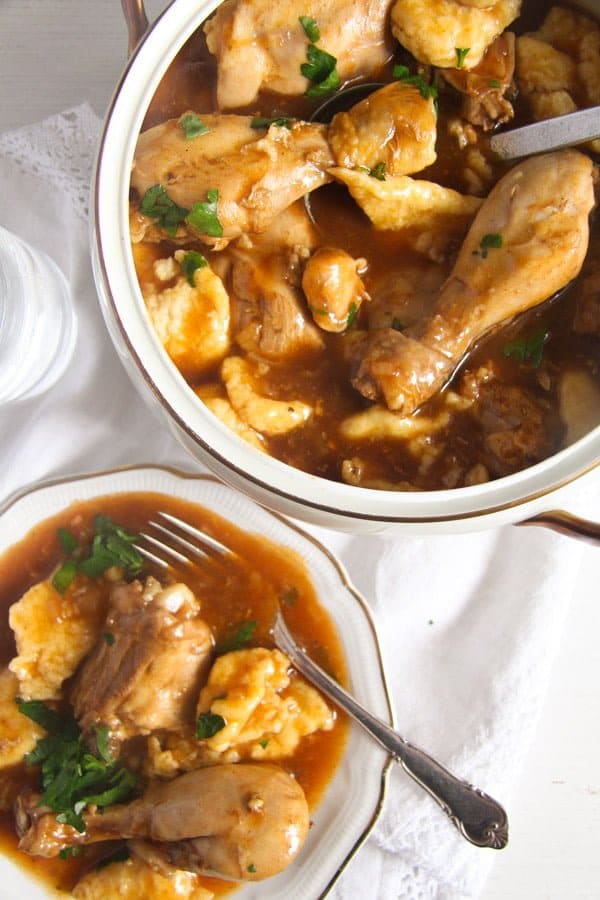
[91, 0, 600, 538]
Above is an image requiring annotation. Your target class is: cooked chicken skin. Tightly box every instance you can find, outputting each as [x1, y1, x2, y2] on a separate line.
[328, 82, 437, 176]
[17, 764, 309, 881]
[71, 578, 214, 743]
[391, 0, 521, 69]
[353, 150, 595, 413]
[442, 32, 516, 130]
[132, 115, 334, 247]
[204, 0, 393, 108]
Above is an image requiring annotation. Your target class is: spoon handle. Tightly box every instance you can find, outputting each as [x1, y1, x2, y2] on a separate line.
[274, 614, 508, 849]
[490, 106, 600, 160]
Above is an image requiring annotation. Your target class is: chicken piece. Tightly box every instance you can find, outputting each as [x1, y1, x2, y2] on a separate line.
[352, 150, 595, 413]
[196, 648, 334, 759]
[470, 382, 558, 474]
[71, 578, 214, 743]
[132, 115, 334, 248]
[302, 248, 369, 332]
[391, 0, 521, 70]
[559, 369, 600, 445]
[9, 578, 107, 702]
[328, 82, 437, 176]
[231, 251, 325, 358]
[143, 258, 230, 381]
[221, 357, 312, 435]
[73, 846, 214, 900]
[203, 0, 393, 109]
[442, 32, 515, 130]
[331, 166, 482, 262]
[0, 669, 44, 768]
[367, 262, 448, 332]
[17, 764, 310, 882]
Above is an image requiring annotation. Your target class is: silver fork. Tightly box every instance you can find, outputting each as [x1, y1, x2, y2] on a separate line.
[136, 512, 508, 850]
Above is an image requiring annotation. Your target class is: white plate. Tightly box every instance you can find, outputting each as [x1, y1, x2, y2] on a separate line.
[0, 465, 393, 900]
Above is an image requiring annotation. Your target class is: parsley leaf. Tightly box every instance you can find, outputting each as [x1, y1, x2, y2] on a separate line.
[77, 516, 143, 579]
[393, 64, 438, 103]
[251, 116, 294, 130]
[368, 162, 386, 181]
[179, 250, 208, 286]
[217, 620, 258, 653]
[455, 47, 470, 68]
[503, 329, 549, 368]
[57, 528, 78, 554]
[196, 712, 226, 739]
[299, 15, 320, 42]
[346, 302, 359, 328]
[139, 184, 189, 237]
[301, 44, 340, 97]
[186, 189, 223, 238]
[180, 113, 210, 139]
[17, 702, 136, 833]
[52, 560, 78, 594]
[474, 232, 503, 258]
[489, 78, 502, 88]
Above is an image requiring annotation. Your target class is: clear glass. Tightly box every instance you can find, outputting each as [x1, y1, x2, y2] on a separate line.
[0, 225, 77, 404]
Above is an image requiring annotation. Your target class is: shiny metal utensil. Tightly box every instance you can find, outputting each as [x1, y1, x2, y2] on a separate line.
[490, 106, 600, 160]
[136, 512, 509, 850]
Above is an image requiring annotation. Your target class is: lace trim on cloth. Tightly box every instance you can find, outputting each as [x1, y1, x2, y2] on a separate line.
[0, 103, 102, 222]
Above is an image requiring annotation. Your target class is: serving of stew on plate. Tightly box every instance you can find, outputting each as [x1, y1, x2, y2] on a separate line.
[0, 491, 348, 898]
[129, 0, 600, 492]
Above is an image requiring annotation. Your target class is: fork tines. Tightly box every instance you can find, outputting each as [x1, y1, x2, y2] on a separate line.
[135, 511, 233, 569]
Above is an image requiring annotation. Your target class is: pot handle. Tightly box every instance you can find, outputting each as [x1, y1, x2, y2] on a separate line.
[519, 510, 600, 546]
[121, 0, 149, 55]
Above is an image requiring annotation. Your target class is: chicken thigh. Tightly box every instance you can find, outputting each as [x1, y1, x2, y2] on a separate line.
[132, 115, 334, 247]
[71, 578, 214, 744]
[204, 0, 393, 109]
[353, 150, 595, 413]
[17, 764, 309, 881]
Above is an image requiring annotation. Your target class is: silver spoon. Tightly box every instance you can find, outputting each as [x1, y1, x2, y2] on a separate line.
[490, 106, 600, 160]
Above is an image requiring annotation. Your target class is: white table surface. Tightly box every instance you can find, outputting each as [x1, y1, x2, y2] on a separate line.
[1, 2, 599, 897]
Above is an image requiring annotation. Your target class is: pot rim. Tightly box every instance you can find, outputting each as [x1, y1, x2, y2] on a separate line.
[92, 0, 600, 525]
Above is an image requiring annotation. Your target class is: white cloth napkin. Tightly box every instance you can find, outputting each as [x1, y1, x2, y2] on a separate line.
[0, 105, 598, 900]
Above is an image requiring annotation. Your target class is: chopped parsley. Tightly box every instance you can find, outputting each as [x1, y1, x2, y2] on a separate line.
[186, 189, 223, 238]
[455, 47, 470, 68]
[59, 846, 82, 860]
[248, 863, 257, 874]
[196, 712, 226, 739]
[180, 113, 210, 139]
[368, 162, 386, 181]
[250, 116, 294, 130]
[299, 15, 320, 43]
[391, 317, 405, 332]
[393, 64, 438, 103]
[279, 585, 299, 606]
[17, 701, 136, 833]
[503, 329, 549, 368]
[139, 184, 189, 237]
[52, 515, 143, 594]
[489, 78, 502, 89]
[102, 632, 116, 646]
[180, 250, 208, 286]
[346, 302, 359, 328]
[57, 528, 78, 554]
[301, 42, 340, 98]
[474, 232, 503, 258]
[217, 620, 258, 653]
[259, 739, 270, 749]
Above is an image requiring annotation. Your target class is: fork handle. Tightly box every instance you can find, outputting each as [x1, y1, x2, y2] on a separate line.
[285, 645, 508, 849]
